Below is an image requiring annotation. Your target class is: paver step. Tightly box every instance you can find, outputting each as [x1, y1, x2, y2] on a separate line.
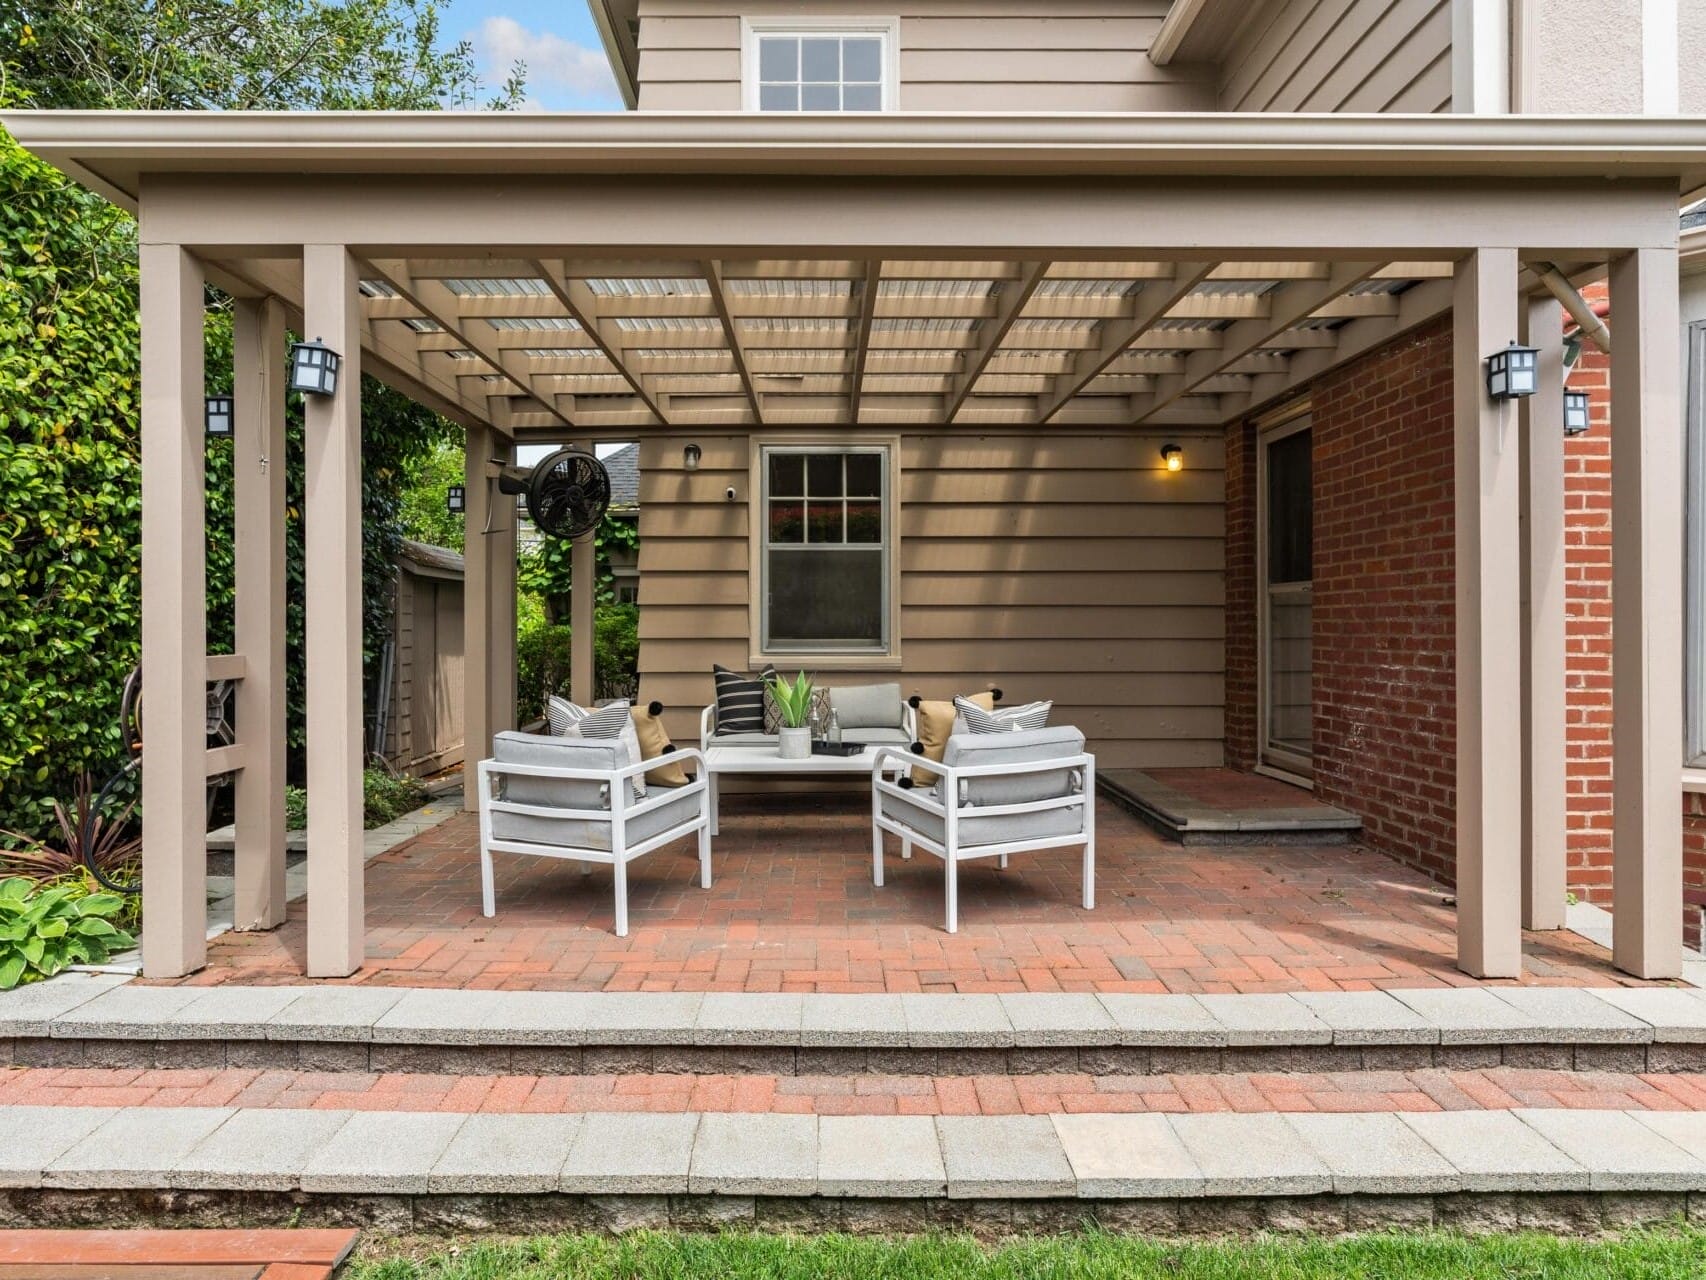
[8, 977, 1706, 1077]
[7, 1065, 1706, 1116]
[0, 1230, 357, 1280]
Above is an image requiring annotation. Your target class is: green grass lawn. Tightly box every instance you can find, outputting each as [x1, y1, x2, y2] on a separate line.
[348, 1228, 1706, 1280]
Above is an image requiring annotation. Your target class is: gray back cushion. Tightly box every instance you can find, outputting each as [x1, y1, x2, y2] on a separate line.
[830, 682, 903, 730]
[492, 730, 627, 810]
[943, 726, 1087, 807]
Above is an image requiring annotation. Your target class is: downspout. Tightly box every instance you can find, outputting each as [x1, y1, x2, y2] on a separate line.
[1532, 261, 1612, 354]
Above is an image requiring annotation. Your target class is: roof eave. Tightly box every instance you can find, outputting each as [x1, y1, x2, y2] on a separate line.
[584, 0, 639, 111]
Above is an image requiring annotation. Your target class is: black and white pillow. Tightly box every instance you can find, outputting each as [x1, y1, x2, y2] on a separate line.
[565, 700, 646, 799]
[953, 695, 1052, 734]
[547, 695, 588, 737]
[712, 664, 776, 734]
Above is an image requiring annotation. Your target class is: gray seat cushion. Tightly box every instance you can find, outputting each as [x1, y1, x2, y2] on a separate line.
[844, 726, 911, 747]
[830, 682, 904, 730]
[488, 731, 701, 851]
[879, 786, 1087, 849]
[942, 726, 1087, 807]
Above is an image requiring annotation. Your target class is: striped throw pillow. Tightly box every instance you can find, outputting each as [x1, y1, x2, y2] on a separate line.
[953, 695, 1052, 734]
[566, 701, 645, 800]
[712, 664, 776, 734]
[547, 695, 588, 737]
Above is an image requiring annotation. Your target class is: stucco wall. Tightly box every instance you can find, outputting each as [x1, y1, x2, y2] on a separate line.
[1522, 0, 1644, 113]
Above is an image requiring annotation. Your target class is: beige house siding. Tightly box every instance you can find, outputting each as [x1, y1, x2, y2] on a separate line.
[635, 429, 1226, 769]
[635, 0, 1217, 113]
[1219, 0, 1454, 114]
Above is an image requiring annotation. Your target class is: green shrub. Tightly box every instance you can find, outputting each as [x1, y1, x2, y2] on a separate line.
[284, 785, 307, 832]
[515, 601, 642, 724]
[362, 768, 428, 829]
[0, 875, 135, 989]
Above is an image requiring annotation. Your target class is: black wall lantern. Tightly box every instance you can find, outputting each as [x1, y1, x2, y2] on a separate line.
[683, 442, 702, 472]
[446, 484, 467, 515]
[204, 394, 233, 438]
[288, 337, 342, 397]
[1563, 389, 1591, 437]
[1484, 341, 1539, 401]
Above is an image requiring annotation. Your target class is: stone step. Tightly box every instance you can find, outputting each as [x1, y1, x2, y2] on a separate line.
[1100, 771, 1361, 845]
[5, 1103, 1706, 1236]
[8, 976, 1706, 1077]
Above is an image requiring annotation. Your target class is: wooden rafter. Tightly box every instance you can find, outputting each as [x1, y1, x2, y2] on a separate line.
[703, 260, 764, 425]
[1135, 260, 1382, 423]
[849, 260, 882, 424]
[1035, 261, 1215, 423]
[533, 258, 670, 425]
[362, 258, 573, 430]
[944, 260, 1049, 422]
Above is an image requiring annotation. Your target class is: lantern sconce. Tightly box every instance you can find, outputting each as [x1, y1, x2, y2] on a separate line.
[1160, 444, 1184, 473]
[288, 337, 342, 397]
[683, 442, 702, 472]
[204, 395, 233, 438]
[1484, 341, 1539, 402]
[1563, 390, 1591, 437]
[446, 484, 467, 515]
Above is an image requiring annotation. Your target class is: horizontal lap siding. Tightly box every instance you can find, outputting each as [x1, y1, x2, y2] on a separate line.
[635, 0, 1213, 113]
[1221, 0, 1453, 113]
[635, 430, 1226, 771]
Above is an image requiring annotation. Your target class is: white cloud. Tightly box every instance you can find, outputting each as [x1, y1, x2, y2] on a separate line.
[474, 16, 619, 107]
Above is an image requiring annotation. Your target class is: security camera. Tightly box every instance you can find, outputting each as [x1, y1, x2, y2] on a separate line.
[725, 486, 738, 502]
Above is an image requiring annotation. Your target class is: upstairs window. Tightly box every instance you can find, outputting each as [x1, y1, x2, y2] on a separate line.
[743, 19, 897, 112]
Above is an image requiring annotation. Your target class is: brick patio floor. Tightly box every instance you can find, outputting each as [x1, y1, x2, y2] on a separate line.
[162, 796, 1646, 993]
[8, 1065, 1706, 1116]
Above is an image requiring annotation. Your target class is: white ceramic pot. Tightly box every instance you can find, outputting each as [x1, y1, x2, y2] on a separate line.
[778, 725, 811, 760]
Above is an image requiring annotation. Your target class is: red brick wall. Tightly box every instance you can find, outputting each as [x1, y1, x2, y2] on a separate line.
[1223, 315, 1459, 884]
[1687, 795, 1706, 951]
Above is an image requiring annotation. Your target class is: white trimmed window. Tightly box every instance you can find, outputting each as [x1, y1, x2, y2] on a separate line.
[742, 19, 898, 112]
[761, 446, 890, 653]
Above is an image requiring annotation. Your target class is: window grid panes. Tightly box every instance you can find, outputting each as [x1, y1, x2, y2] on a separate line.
[756, 34, 885, 112]
[763, 448, 888, 652]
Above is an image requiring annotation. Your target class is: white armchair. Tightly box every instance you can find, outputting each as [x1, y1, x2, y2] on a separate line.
[476, 730, 711, 937]
[871, 727, 1095, 933]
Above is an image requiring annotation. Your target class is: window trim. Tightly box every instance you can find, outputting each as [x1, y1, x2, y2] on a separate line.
[1687, 320, 1706, 766]
[750, 438, 900, 666]
[740, 16, 901, 113]
[1256, 410, 1314, 781]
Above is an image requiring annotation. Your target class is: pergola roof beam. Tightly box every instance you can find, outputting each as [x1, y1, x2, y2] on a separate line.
[533, 258, 670, 425]
[849, 260, 882, 423]
[945, 260, 1048, 422]
[704, 260, 764, 425]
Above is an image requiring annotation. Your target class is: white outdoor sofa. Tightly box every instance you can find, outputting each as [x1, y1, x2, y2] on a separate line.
[698, 681, 918, 751]
[871, 726, 1095, 933]
[476, 730, 711, 937]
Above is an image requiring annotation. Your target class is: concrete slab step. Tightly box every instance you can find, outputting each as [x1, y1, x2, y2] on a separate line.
[1100, 770, 1361, 845]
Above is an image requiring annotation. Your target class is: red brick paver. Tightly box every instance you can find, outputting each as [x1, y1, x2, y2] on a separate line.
[8, 1065, 1703, 1116]
[158, 797, 1649, 993]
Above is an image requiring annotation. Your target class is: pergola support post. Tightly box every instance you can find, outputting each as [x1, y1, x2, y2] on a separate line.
[1609, 245, 1684, 978]
[463, 423, 493, 810]
[1519, 295, 1567, 931]
[1453, 247, 1524, 978]
[231, 295, 289, 931]
[302, 244, 365, 978]
[138, 243, 208, 978]
[489, 437, 518, 736]
[571, 532, 596, 705]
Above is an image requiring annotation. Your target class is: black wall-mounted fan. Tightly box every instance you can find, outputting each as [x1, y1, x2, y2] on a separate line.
[496, 446, 611, 540]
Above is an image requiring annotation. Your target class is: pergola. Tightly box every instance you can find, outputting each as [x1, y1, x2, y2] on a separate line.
[8, 110, 1703, 982]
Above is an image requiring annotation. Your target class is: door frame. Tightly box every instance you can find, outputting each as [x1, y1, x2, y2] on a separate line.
[1255, 407, 1315, 786]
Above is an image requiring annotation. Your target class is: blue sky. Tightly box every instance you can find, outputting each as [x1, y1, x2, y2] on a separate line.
[437, 0, 624, 111]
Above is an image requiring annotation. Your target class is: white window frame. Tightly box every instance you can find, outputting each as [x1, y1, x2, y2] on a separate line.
[1686, 320, 1706, 767]
[1256, 411, 1315, 785]
[740, 16, 901, 113]
[753, 441, 897, 663]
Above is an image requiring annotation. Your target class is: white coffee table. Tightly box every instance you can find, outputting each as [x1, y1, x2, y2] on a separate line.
[701, 744, 908, 835]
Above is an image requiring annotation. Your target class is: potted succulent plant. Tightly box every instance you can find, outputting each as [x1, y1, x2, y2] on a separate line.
[768, 670, 817, 761]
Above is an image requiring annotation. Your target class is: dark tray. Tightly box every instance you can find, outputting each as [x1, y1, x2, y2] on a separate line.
[810, 741, 864, 757]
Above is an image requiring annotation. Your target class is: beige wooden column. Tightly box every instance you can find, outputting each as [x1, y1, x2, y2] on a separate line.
[1453, 247, 1524, 978]
[571, 531, 596, 704]
[139, 243, 208, 978]
[1609, 246, 1684, 979]
[301, 245, 365, 977]
[489, 437, 518, 734]
[1519, 295, 1567, 931]
[463, 423, 493, 811]
[231, 296, 289, 932]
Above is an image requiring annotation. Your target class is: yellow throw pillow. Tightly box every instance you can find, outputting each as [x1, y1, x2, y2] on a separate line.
[911, 690, 998, 786]
[631, 702, 692, 788]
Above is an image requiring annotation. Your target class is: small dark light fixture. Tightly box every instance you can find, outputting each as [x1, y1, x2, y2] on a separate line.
[683, 442, 702, 472]
[1160, 444, 1184, 473]
[288, 337, 342, 397]
[204, 394, 233, 438]
[446, 484, 467, 515]
[1563, 390, 1591, 437]
[1484, 341, 1539, 401]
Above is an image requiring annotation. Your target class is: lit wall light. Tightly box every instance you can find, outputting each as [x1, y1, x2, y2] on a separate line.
[1563, 390, 1591, 437]
[1160, 444, 1184, 473]
[1484, 341, 1538, 401]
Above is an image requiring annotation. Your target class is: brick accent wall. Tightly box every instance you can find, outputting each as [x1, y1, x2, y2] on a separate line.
[1688, 795, 1706, 951]
[1224, 417, 1257, 771]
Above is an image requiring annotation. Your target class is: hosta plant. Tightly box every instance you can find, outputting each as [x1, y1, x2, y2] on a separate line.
[0, 877, 135, 990]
